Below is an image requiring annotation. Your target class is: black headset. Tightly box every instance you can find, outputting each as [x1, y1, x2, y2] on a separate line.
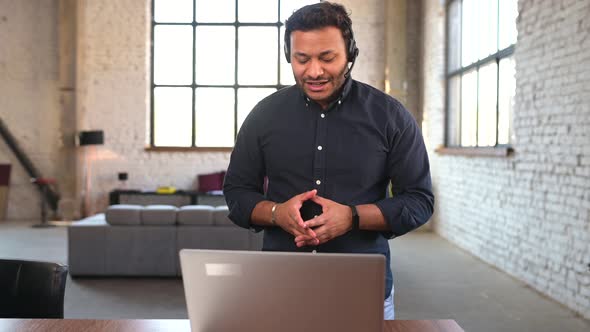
[283, 26, 359, 64]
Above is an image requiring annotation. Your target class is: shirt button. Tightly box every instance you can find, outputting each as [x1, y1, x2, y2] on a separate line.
[316, 180, 321, 185]
[321, 113, 325, 118]
[317, 145, 323, 150]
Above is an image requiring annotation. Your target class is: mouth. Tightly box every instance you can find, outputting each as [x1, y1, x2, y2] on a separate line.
[305, 80, 329, 92]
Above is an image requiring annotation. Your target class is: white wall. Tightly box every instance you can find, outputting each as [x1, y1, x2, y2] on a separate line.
[0, 0, 64, 220]
[422, 0, 590, 319]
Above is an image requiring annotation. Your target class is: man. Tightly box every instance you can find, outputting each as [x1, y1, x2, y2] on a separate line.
[223, 2, 434, 320]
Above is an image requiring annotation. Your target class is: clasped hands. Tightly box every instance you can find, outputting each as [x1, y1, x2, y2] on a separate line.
[273, 189, 353, 247]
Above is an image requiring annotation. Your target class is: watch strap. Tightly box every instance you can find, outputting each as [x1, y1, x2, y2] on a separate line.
[348, 205, 359, 231]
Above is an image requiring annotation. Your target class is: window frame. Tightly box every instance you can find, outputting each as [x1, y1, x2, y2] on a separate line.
[442, 0, 516, 155]
[149, 0, 298, 149]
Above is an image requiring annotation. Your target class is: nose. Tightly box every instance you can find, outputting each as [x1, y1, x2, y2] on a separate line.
[307, 59, 324, 79]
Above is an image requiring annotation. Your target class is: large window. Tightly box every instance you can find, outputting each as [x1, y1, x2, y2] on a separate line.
[446, 0, 517, 147]
[151, 0, 318, 148]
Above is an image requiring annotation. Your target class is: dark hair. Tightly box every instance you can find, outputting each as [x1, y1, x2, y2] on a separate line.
[284, 2, 357, 62]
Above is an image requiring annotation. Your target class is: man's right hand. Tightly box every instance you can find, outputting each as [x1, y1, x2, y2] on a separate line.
[274, 189, 319, 246]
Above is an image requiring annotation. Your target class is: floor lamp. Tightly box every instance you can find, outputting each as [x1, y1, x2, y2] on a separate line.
[79, 130, 104, 217]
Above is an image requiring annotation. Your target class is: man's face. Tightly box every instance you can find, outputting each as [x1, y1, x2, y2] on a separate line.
[290, 26, 349, 108]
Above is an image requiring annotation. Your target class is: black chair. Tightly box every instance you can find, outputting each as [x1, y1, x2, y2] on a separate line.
[0, 259, 68, 318]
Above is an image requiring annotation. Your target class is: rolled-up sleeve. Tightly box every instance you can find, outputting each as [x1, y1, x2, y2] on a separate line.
[223, 112, 266, 231]
[374, 110, 435, 238]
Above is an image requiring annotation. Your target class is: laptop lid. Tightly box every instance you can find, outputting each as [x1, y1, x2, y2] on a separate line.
[180, 249, 385, 332]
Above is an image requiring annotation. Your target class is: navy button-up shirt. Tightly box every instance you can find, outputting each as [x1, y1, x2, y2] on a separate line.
[223, 78, 434, 299]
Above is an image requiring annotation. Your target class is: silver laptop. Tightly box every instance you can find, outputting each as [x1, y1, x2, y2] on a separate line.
[180, 249, 385, 332]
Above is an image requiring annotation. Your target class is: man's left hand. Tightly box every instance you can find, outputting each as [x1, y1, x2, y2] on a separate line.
[294, 195, 353, 247]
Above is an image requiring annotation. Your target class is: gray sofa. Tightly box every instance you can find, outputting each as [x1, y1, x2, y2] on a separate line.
[67, 204, 263, 277]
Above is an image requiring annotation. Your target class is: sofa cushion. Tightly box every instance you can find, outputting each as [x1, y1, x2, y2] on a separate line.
[106, 205, 142, 225]
[177, 205, 214, 225]
[71, 213, 107, 226]
[212, 206, 233, 226]
[141, 205, 178, 225]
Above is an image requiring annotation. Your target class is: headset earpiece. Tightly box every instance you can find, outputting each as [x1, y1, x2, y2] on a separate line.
[347, 32, 359, 62]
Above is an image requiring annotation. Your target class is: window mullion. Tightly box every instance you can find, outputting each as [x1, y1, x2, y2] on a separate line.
[475, 66, 480, 147]
[495, 0, 501, 146]
[234, 0, 239, 141]
[276, 0, 281, 87]
[192, 0, 197, 147]
[150, 0, 156, 147]
[495, 58, 500, 146]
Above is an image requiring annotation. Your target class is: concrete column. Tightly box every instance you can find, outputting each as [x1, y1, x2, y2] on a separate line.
[57, 0, 78, 219]
[385, 0, 408, 104]
[384, 0, 423, 127]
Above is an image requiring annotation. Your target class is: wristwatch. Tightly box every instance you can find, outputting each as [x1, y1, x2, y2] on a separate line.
[348, 205, 359, 231]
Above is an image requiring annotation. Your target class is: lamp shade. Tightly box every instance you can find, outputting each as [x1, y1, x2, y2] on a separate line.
[79, 130, 104, 146]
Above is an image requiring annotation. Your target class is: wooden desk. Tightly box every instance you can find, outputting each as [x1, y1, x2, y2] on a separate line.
[0, 319, 464, 332]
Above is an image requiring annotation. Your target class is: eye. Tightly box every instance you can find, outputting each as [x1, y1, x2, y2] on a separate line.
[296, 57, 309, 64]
[322, 57, 335, 63]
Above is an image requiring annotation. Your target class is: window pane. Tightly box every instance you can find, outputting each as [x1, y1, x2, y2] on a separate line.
[499, 0, 518, 49]
[154, 25, 193, 85]
[461, 0, 478, 66]
[447, 75, 461, 146]
[195, 0, 235, 23]
[477, 62, 498, 147]
[461, 70, 477, 147]
[498, 57, 515, 145]
[195, 88, 235, 147]
[239, 0, 278, 23]
[447, 0, 462, 72]
[154, 0, 193, 23]
[237, 88, 276, 130]
[280, 0, 319, 22]
[238, 27, 278, 85]
[154, 88, 193, 147]
[478, 0, 498, 59]
[195, 26, 235, 85]
[280, 27, 295, 85]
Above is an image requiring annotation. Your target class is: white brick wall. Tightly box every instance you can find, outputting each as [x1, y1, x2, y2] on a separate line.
[0, 0, 62, 220]
[422, 0, 590, 319]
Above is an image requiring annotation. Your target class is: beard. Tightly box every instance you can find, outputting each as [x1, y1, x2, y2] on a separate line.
[295, 63, 350, 106]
